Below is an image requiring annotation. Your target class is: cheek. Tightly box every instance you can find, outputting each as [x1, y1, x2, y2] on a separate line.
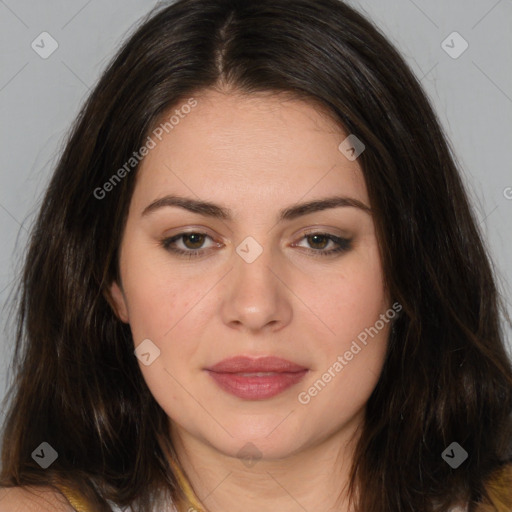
[300, 245, 389, 400]
[309, 246, 388, 346]
[119, 245, 206, 399]
[120, 244, 201, 342]
[297, 297, 390, 426]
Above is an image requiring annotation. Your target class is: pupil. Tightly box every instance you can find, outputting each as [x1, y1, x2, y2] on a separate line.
[185, 234, 204, 249]
[309, 234, 328, 249]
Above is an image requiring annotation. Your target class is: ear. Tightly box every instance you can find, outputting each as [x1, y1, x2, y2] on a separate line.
[105, 281, 130, 323]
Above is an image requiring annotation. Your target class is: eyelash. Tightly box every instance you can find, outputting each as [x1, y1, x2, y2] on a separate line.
[160, 231, 352, 259]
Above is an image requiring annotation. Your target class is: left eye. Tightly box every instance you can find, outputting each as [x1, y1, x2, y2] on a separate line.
[292, 232, 352, 257]
[160, 231, 352, 259]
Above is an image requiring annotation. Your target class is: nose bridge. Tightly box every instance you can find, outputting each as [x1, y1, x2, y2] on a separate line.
[233, 234, 279, 301]
[220, 234, 292, 331]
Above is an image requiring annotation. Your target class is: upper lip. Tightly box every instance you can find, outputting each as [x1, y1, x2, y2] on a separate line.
[206, 356, 308, 373]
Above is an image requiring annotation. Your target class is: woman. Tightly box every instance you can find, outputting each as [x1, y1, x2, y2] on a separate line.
[1, 0, 511, 511]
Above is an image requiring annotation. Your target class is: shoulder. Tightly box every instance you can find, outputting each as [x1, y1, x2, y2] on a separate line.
[0, 485, 75, 512]
[481, 462, 512, 509]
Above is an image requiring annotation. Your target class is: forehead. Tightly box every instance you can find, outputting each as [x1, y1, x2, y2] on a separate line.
[132, 89, 369, 215]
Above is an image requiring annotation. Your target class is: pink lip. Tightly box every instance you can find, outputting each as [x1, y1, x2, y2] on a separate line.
[205, 356, 308, 400]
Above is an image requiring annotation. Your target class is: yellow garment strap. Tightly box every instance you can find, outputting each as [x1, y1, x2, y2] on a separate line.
[53, 458, 205, 512]
[54, 473, 201, 512]
[168, 456, 205, 512]
[54, 483, 92, 512]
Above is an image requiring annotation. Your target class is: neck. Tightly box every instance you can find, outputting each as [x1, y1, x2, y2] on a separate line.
[170, 419, 362, 512]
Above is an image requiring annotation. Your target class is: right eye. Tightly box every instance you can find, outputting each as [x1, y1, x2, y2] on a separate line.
[160, 232, 222, 259]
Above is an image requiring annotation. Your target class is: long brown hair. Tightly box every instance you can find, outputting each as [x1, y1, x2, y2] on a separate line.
[1, 0, 511, 510]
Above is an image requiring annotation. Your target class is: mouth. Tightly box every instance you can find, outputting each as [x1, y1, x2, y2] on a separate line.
[204, 356, 309, 400]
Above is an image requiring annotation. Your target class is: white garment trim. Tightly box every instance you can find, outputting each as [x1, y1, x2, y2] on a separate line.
[108, 500, 178, 511]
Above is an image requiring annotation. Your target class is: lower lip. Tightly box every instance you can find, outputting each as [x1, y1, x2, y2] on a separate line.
[206, 370, 308, 400]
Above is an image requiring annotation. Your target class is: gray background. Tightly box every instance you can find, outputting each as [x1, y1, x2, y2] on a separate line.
[1, 0, 511, 435]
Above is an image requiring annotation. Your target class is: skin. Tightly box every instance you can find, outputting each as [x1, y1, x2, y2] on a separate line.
[109, 88, 391, 512]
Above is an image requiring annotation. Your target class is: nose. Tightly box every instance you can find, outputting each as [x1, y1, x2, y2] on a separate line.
[220, 241, 293, 334]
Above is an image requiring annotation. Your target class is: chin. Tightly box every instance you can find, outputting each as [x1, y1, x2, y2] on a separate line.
[217, 436, 302, 464]
[204, 414, 312, 461]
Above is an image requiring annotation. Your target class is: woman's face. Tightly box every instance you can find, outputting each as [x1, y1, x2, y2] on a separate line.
[109, 89, 391, 461]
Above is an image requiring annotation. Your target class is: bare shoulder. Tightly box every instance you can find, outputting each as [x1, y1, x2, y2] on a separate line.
[0, 485, 75, 512]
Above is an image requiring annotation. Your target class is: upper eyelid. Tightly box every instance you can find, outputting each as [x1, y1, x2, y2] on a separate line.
[165, 224, 350, 238]
[167, 232, 219, 247]
[168, 228, 346, 239]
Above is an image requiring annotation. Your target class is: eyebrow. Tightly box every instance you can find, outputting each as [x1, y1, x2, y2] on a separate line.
[141, 195, 371, 221]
